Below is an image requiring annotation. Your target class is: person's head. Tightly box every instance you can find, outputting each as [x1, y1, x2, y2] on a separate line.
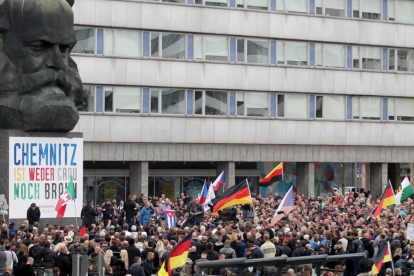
[201, 251, 207, 259]
[395, 268, 402, 276]
[386, 268, 393, 276]
[31, 203, 36, 210]
[134, 256, 142, 265]
[27, 257, 34, 265]
[147, 252, 154, 261]
[53, 267, 60, 276]
[0, 0, 82, 131]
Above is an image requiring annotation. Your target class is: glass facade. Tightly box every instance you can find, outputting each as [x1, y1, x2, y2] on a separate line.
[83, 175, 128, 206]
[72, 26, 414, 74]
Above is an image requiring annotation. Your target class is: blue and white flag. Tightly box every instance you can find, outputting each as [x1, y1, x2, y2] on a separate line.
[165, 210, 176, 228]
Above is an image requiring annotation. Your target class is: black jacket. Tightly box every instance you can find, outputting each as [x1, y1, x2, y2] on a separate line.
[141, 249, 159, 268]
[142, 260, 157, 276]
[292, 246, 306, 257]
[29, 244, 43, 267]
[81, 205, 98, 227]
[361, 238, 374, 258]
[27, 207, 41, 225]
[124, 200, 137, 220]
[16, 264, 36, 276]
[206, 249, 218, 261]
[56, 252, 72, 276]
[102, 203, 114, 220]
[126, 245, 141, 268]
[40, 247, 56, 269]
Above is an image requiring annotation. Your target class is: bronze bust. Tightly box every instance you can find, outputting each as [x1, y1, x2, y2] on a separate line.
[0, 0, 82, 132]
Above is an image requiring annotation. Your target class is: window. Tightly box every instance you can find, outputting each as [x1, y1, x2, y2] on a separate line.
[114, 87, 141, 113]
[388, 98, 395, 120]
[237, 39, 245, 62]
[205, 36, 228, 62]
[150, 32, 186, 59]
[353, 0, 381, 20]
[246, 0, 268, 10]
[397, 49, 414, 72]
[284, 94, 308, 119]
[394, 0, 414, 23]
[150, 89, 159, 113]
[162, 89, 185, 114]
[276, 41, 285, 65]
[194, 35, 203, 60]
[316, 0, 346, 17]
[72, 27, 95, 54]
[162, 0, 185, 3]
[151, 33, 160, 57]
[104, 29, 140, 57]
[162, 33, 186, 59]
[287, 0, 308, 13]
[76, 85, 95, 112]
[277, 94, 285, 117]
[353, 46, 382, 70]
[236, 92, 268, 117]
[352, 96, 381, 120]
[285, 42, 308, 66]
[316, 44, 345, 68]
[276, 0, 284, 11]
[389, 49, 396, 70]
[194, 91, 203, 115]
[315, 95, 346, 120]
[205, 0, 227, 7]
[104, 87, 113, 112]
[396, 98, 414, 121]
[205, 91, 228, 115]
[247, 40, 269, 64]
[389, 0, 395, 21]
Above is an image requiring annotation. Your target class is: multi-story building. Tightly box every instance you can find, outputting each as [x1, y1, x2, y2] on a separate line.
[71, 0, 414, 205]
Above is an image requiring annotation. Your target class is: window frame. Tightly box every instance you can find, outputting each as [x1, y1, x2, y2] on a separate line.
[314, 0, 347, 17]
[351, 96, 383, 121]
[149, 31, 187, 60]
[103, 28, 141, 58]
[236, 0, 270, 10]
[72, 26, 97, 55]
[276, 0, 309, 14]
[78, 85, 97, 113]
[203, 35, 230, 63]
[315, 43, 347, 69]
[279, 40, 309, 67]
[352, 46, 383, 71]
[352, 0, 383, 21]
[312, 94, 347, 120]
[100, 86, 142, 114]
[234, 92, 270, 118]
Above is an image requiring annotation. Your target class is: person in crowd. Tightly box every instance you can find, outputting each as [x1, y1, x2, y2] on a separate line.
[5, 190, 414, 276]
[26, 203, 40, 226]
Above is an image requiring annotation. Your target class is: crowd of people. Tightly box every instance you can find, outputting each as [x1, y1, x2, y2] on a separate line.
[0, 189, 413, 276]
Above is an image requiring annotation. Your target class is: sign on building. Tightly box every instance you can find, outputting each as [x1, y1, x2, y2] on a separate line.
[9, 137, 83, 219]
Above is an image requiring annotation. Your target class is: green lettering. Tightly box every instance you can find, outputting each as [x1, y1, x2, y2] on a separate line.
[21, 183, 26, 199]
[14, 183, 19, 199]
[28, 183, 33, 199]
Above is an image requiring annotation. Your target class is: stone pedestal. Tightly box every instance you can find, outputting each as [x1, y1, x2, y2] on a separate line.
[297, 162, 315, 198]
[370, 163, 387, 198]
[0, 130, 83, 227]
[129, 162, 149, 197]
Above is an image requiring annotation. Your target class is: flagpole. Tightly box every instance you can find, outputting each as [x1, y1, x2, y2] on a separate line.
[388, 242, 395, 276]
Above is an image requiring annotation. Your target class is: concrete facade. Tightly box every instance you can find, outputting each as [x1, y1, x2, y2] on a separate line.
[70, 0, 414, 200]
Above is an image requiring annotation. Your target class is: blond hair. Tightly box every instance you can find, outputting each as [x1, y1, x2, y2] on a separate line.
[120, 249, 129, 269]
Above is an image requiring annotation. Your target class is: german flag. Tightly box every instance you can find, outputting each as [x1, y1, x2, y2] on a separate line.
[259, 162, 283, 187]
[372, 242, 392, 275]
[159, 229, 194, 276]
[372, 181, 396, 218]
[211, 179, 252, 213]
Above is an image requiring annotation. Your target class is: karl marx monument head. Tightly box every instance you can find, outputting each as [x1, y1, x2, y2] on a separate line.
[0, 0, 82, 132]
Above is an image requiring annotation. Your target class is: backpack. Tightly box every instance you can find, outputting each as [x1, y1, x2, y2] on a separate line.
[224, 252, 233, 259]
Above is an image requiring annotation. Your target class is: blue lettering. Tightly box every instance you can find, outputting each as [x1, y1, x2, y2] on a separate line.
[50, 144, 56, 166]
[14, 143, 21, 166]
[39, 143, 48, 166]
[22, 143, 29, 166]
[70, 144, 77, 166]
[59, 144, 61, 166]
[30, 143, 37, 166]
[63, 144, 69, 166]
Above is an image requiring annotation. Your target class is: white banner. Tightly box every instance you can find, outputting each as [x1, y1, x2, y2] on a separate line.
[9, 137, 83, 219]
[407, 223, 414, 241]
